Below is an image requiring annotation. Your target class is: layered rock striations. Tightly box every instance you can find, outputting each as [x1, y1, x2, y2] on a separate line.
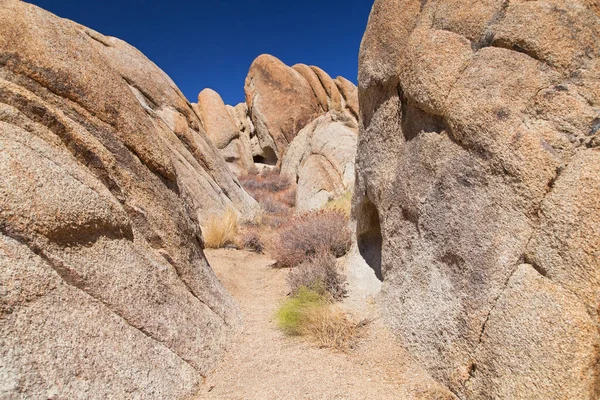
[0, 1, 255, 398]
[355, 0, 600, 398]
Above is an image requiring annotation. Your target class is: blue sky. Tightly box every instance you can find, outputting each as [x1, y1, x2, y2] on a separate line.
[28, 0, 374, 105]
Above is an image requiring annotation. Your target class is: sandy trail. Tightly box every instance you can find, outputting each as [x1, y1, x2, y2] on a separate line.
[198, 249, 452, 400]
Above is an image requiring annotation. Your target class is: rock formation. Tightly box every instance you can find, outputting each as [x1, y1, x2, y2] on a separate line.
[193, 88, 254, 175]
[196, 54, 360, 179]
[281, 111, 358, 212]
[0, 1, 256, 398]
[205, 53, 362, 208]
[354, 0, 600, 398]
[242, 54, 359, 166]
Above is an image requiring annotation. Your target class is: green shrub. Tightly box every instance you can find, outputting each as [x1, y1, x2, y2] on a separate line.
[275, 286, 325, 335]
[275, 286, 368, 350]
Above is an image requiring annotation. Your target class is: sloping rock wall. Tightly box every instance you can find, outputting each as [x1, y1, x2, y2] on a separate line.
[0, 1, 252, 397]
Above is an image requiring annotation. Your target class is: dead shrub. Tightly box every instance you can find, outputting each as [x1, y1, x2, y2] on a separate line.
[239, 169, 296, 228]
[238, 230, 264, 253]
[203, 207, 239, 249]
[300, 304, 367, 350]
[239, 169, 291, 198]
[261, 214, 288, 229]
[260, 197, 289, 215]
[273, 210, 351, 268]
[287, 252, 347, 301]
[278, 186, 296, 208]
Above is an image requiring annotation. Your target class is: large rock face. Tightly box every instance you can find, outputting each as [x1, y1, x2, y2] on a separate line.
[0, 1, 253, 398]
[355, 0, 600, 398]
[244, 54, 358, 165]
[281, 111, 358, 212]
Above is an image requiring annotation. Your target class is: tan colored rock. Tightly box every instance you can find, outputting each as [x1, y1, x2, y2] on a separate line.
[0, 1, 254, 398]
[194, 89, 253, 175]
[196, 88, 239, 149]
[335, 76, 359, 120]
[310, 66, 343, 113]
[293, 63, 330, 112]
[243, 55, 359, 165]
[355, 0, 600, 398]
[244, 54, 320, 161]
[491, 0, 600, 72]
[227, 102, 266, 166]
[281, 112, 358, 212]
[465, 264, 599, 399]
[527, 150, 600, 314]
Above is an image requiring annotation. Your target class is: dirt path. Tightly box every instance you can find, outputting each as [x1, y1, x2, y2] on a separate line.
[198, 249, 453, 400]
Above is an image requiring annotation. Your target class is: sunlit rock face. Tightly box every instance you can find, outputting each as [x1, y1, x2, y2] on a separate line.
[0, 1, 258, 398]
[242, 54, 358, 167]
[354, 0, 600, 398]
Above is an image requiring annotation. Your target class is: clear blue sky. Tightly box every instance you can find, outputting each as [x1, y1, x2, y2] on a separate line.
[27, 0, 374, 105]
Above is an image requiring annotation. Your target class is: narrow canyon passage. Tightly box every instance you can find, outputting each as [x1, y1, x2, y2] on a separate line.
[198, 249, 453, 400]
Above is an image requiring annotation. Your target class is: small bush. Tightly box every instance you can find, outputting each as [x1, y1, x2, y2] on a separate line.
[203, 207, 238, 249]
[239, 169, 291, 198]
[260, 197, 290, 215]
[273, 210, 351, 268]
[261, 214, 289, 229]
[301, 304, 364, 350]
[276, 286, 325, 335]
[239, 169, 295, 229]
[275, 287, 367, 350]
[278, 186, 297, 208]
[287, 252, 347, 301]
[238, 230, 264, 253]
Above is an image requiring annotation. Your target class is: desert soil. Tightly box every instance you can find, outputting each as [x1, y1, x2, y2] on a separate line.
[196, 249, 453, 400]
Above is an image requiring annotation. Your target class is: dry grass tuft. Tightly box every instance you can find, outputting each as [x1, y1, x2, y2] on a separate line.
[275, 287, 369, 350]
[287, 252, 347, 301]
[272, 210, 351, 268]
[300, 304, 367, 350]
[203, 207, 239, 249]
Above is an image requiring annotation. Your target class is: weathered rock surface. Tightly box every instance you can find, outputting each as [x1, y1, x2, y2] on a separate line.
[355, 0, 600, 398]
[193, 89, 254, 175]
[0, 1, 253, 398]
[244, 54, 358, 165]
[281, 112, 358, 212]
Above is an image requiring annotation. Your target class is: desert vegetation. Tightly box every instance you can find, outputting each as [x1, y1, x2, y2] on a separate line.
[204, 167, 360, 350]
[203, 207, 239, 249]
[275, 287, 367, 350]
[272, 210, 351, 268]
[287, 251, 347, 301]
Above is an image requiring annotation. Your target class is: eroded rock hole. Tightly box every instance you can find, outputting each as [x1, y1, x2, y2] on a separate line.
[357, 198, 383, 281]
[253, 146, 278, 166]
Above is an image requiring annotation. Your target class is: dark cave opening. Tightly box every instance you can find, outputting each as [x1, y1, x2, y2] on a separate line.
[357, 198, 383, 282]
[253, 146, 278, 166]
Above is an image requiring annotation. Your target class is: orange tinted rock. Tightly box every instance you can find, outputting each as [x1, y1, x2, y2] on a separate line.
[244, 54, 319, 161]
